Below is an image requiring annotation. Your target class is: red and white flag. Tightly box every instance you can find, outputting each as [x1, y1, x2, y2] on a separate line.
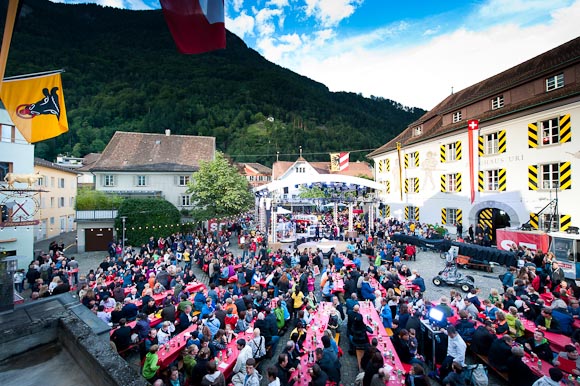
[339, 152, 349, 171]
[467, 119, 479, 204]
[160, 0, 226, 54]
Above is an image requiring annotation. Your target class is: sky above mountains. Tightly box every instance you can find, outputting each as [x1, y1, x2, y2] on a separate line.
[51, 0, 580, 110]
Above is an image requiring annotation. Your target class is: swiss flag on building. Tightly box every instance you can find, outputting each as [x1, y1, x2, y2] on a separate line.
[467, 119, 479, 131]
[160, 0, 226, 54]
[339, 152, 350, 171]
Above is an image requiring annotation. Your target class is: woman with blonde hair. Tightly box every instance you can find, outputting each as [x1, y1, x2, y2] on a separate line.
[142, 344, 160, 383]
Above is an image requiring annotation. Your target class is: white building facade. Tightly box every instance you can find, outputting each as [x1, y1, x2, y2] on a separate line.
[369, 37, 580, 238]
[0, 109, 35, 269]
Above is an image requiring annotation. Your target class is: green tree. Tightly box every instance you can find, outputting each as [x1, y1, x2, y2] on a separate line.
[115, 198, 181, 246]
[186, 152, 254, 220]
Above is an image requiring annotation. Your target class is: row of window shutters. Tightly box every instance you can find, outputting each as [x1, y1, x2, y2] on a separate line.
[375, 114, 572, 172]
[377, 205, 572, 232]
[379, 161, 571, 193]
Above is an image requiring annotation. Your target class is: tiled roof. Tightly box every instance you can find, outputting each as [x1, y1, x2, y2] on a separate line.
[34, 157, 79, 174]
[77, 153, 101, 172]
[368, 36, 580, 158]
[244, 163, 272, 175]
[90, 131, 215, 172]
[272, 159, 372, 180]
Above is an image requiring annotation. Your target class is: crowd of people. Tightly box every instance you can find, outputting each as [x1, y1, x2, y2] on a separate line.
[21, 215, 580, 386]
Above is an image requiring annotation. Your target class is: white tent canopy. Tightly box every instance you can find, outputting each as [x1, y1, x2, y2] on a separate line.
[254, 173, 384, 193]
[276, 206, 292, 214]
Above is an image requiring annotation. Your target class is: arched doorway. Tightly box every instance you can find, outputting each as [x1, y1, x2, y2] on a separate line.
[477, 208, 511, 243]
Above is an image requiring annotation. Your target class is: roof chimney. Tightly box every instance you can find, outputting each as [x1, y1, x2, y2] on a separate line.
[165, 129, 171, 136]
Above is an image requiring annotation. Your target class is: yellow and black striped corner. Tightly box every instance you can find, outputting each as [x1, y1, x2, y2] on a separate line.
[441, 208, 447, 225]
[528, 165, 538, 190]
[384, 205, 391, 218]
[560, 161, 571, 190]
[478, 171, 484, 192]
[385, 158, 390, 172]
[529, 213, 539, 229]
[528, 122, 538, 148]
[414, 207, 420, 221]
[560, 114, 571, 144]
[413, 178, 420, 193]
[456, 173, 462, 192]
[456, 209, 463, 225]
[404, 154, 409, 169]
[440, 174, 447, 193]
[498, 130, 506, 154]
[414, 151, 420, 167]
[404, 206, 409, 220]
[478, 208, 493, 230]
[440, 145, 446, 163]
[378, 159, 384, 174]
[404, 178, 409, 193]
[498, 168, 507, 191]
[560, 214, 571, 232]
[478, 135, 484, 156]
[456, 141, 462, 160]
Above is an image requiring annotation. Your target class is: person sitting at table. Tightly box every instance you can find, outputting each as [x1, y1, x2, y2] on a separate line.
[392, 329, 423, 366]
[568, 299, 580, 318]
[411, 271, 426, 293]
[205, 312, 221, 338]
[488, 335, 514, 372]
[507, 345, 539, 386]
[248, 327, 267, 361]
[157, 320, 176, 346]
[361, 277, 376, 302]
[208, 328, 226, 357]
[176, 305, 195, 333]
[346, 293, 359, 314]
[327, 308, 340, 333]
[309, 363, 329, 386]
[552, 344, 580, 376]
[361, 351, 382, 386]
[466, 288, 482, 309]
[480, 299, 499, 321]
[282, 341, 301, 369]
[111, 318, 132, 353]
[505, 306, 525, 340]
[532, 367, 564, 386]
[142, 344, 161, 384]
[140, 328, 159, 361]
[348, 305, 372, 353]
[437, 326, 466, 380]
[494, 310, 510, 335]
[121, 297, 139, 321]
[224, 311, 239, 335]
[379, 297, 393, 328]
[453, 310, 476, 343]
[404, 364, 430, 386]
[194, 290, 207, 312]
[523, 329, 554, 362]
[191, 347, 211, 386]
[361, 338, 381, 367]
[267, 366, 281, 386]
[142, 297, 158, 316]
[275, 353, 295, 386]
[470, 320, 497, 356]
[134, 312, 151, 340]
[535, 307, 562, 333]
[231, 338, 254, 386]
[161, 298, 177, 324]
[552, 306, 574, 336]
[183, 344, 199, 381]
[236, 310, 251, 333]
[177, 292, 193, 313]
[441, 361, 465, 386]
[289, 321, 307, 352]
[316, 344, 341, 385]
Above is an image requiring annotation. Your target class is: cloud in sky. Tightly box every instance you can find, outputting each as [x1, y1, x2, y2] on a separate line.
[254, 0, 580, 109]
[303, 0, 364, 27]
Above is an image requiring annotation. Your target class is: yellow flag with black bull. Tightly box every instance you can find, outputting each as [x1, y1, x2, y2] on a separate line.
[0, 72, 68, 143]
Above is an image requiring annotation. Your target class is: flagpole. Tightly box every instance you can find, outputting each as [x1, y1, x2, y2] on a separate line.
[4, 69, 64, 81]
[0, 0, 20, 94]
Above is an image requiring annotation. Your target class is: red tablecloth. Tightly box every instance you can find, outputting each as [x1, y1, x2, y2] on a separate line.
[521, 318, 571, 353]
[369, 277, 387, 297]
[110, 314, 163, 336]
[216, 330, 254, 379]
[573, 319, 580, 330]
[358, 301, 410, 382]
[291, 302, 333, 386]
[157, 323, 198, 368]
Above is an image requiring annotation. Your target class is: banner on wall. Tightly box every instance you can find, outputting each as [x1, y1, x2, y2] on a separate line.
[495, 229, 550, 252]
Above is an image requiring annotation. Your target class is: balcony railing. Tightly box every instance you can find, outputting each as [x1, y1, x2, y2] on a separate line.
[76, 210, 118, 221]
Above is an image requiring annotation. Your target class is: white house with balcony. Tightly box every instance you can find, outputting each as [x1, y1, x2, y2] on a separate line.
[75, 130, 216, 252]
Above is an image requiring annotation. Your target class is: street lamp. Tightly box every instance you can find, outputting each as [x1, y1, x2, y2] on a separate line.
[121, 216, 127, 253]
